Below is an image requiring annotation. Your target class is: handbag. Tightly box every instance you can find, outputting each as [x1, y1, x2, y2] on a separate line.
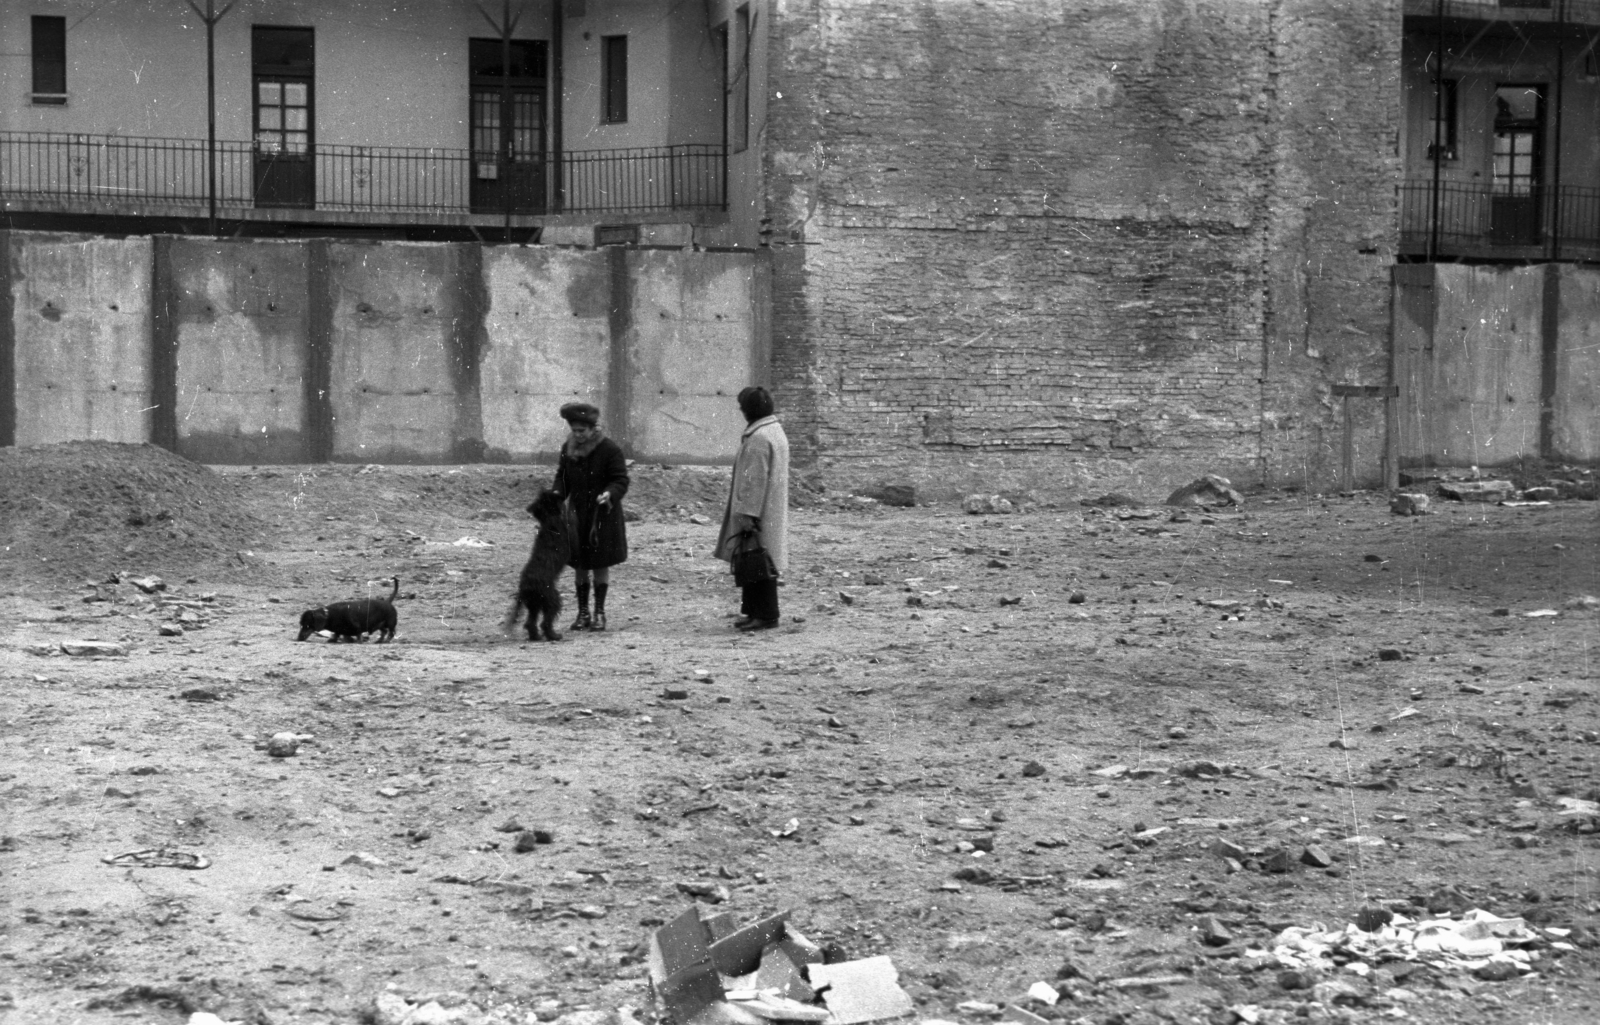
[732, 528, 778, 586]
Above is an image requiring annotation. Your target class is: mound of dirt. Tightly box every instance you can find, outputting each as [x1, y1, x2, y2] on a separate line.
[0, 441, 267, 583]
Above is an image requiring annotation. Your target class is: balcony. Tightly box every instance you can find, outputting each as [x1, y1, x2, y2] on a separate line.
[1400, 178, 1600, 260]
[0, 131, 727, 236]
[1403, 0, 1600, 33]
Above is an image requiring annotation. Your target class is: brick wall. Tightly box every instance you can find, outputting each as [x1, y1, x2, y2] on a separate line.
[765, 0, 1401, 498]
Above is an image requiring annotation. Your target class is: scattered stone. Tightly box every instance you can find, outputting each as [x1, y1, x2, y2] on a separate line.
[1377, 648, 1403, 661]
[1390, 493, 1431, 516]
[1277, 969, 1315, 991]
[266, 732, 301, 757]
[963, 494, 1015, 515]
[342, 851, 386, 869]
[1165, 474, 1245, 508]
[1260, 849, 1293, 874]
[61, 640, 127, 657]
[1167, 726, 1189, 740]
[1021, 760, 1046, 778]
[1565, 595, 1599, 611]
[1024, 981, 1059, 1005]
[862, 573, 886, 586]
[1437, 480, 1514, 502]
[158, 624, 185, 637]
[129, 576, 166, 594]
[1474, 961, 1522, 982]
[1300, 845, 1333, 869]
[1080, 493, 1142, 507]
[1067, 592, 1086, 604]
[1198, 916, 1233, 946]
[998, 595, 1023, 606]
[1521, 486, 1559, 501]
[663, 687, 690, 700]
[179, 687, 221, 702]
[1329, 737, 1357, 751]
[1353, 905, 1393, 932]
[863, 483, 916, 508]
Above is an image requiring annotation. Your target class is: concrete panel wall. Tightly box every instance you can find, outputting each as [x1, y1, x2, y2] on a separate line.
[480, 247, 612, 460]
[168, 239, 309, 463]
[1554, 265, 1600, 462]
[1396, 264, 1543, 467]
[9, 235, 151, 446]
[2, 229, 761, 464]
[326, 242, 472, 463]
[625, 250, 755, 461]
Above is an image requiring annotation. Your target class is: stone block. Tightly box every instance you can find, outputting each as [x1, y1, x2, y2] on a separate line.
[806, 956, 914, 1025]
[1389, 493, 1430, 516]
[649, 907, 725, 1024]
[708, 910, 790, 976]
[1437, 480, 1514, 502]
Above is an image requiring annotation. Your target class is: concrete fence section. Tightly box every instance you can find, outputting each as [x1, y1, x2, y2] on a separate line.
[1395, 262, 1600, 469]
[1, 229, 765, 464]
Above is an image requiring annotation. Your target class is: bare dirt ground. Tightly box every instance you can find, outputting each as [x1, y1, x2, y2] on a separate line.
[2, 443, 1599, 1025]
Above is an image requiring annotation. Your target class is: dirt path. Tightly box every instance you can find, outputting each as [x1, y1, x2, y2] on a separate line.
[2, 456, 1598, 1025]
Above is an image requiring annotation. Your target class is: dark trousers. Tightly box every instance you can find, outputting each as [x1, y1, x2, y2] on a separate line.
[740, 580, 779, 622]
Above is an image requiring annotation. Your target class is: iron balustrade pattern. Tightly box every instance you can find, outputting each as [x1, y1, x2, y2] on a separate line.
[0, 131, 726, 217]
[1401, 178, 1600, 257]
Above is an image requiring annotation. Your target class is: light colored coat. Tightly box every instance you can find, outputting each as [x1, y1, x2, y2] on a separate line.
[714, 416, 790, 574]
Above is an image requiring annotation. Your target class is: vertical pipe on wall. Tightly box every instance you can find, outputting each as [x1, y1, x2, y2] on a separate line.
[1552, 26, 1565, 262]
[553, 0, 565, 213]
[605, 246, 635, 453]
[1540, 264, 1560, 460]
[305, 240, 334, 462]
[150, 236, 179, 450]
[1429, 0, 1444, 263]
[0, 230, 13, 448]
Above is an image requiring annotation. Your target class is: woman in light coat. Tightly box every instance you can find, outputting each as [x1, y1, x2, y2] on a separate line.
[713, 386, 789, 631]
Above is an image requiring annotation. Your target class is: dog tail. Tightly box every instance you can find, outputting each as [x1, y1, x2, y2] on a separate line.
[389, 576, 400, 601]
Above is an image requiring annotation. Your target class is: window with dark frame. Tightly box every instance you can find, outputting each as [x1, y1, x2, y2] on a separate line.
[31, 16, 67, 102]
[602, 35, 628, 124]
[1427, 78, 1458, 162]
[732, 5, 750, 153]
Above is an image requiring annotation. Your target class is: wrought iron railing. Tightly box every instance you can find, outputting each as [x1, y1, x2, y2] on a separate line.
[0, 131, 726, 217]
[1400, 178, 1600, 256]
[1402, 0, 1600, 25]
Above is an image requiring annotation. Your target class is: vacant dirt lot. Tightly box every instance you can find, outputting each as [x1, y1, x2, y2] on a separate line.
[2, 444, 1598, 1025]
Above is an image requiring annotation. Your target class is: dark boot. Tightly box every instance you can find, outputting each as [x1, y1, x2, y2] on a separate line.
[571, 582, 592, 631]
[592, 584, 609, 632]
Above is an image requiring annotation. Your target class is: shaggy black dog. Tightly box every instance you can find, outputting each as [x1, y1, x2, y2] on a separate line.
[502, 489, 570, 642]
[297, 577, 399, 642]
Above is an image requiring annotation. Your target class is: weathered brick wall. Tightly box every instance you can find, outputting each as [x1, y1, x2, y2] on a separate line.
[1261, 2, 1402, 489]
[766, 0, 1401, 498]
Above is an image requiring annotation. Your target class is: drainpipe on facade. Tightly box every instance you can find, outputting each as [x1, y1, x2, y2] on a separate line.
[1429, 0, 1444, 263]
[553, 0, 565, 214]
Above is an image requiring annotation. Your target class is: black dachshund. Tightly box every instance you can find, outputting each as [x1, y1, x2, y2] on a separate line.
[502, 489, 570, 642]
[297, 577, 399, 642]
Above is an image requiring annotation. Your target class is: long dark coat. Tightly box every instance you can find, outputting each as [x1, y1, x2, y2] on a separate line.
[552, 436, 629, 570]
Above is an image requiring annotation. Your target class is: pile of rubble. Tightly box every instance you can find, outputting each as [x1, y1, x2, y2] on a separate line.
[648, 906, 912, 1025]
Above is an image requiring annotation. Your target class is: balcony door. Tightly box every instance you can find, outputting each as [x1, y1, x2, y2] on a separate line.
[252, 27, 315, 209]
[1491, 84, 1544, 244]
[470, 39, 547, 215]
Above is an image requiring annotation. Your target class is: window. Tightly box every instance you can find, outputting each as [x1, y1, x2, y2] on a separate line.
[731, 6, 750, 152]
[31, 16, 66, 103]
[1427, 78, 1457, 162]
[602, 35, 628, 124]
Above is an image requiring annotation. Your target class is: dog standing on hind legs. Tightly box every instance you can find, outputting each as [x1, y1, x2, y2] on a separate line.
[503, 489, 571, 642]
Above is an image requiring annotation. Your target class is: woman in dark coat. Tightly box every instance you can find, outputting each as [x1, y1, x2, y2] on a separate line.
[551, 402, 629, 631]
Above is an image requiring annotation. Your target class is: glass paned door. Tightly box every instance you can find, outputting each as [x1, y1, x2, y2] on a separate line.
[1490, 84, 1543, 244]
[471, 87, 545, 214]
[255, 77, 314, 208]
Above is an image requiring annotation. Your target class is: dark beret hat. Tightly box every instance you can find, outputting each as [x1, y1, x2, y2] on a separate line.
[559, 402, 600, 425]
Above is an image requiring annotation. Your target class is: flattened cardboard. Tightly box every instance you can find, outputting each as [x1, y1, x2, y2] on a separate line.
[709, 910, 790, 976]
[806, 956, 914, 1025]
[650, 906, 726, 1023]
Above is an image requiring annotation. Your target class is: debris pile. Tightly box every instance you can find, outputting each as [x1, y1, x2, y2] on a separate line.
[647, 907, 912, 1025]
[1269, 908, 1568, 981]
